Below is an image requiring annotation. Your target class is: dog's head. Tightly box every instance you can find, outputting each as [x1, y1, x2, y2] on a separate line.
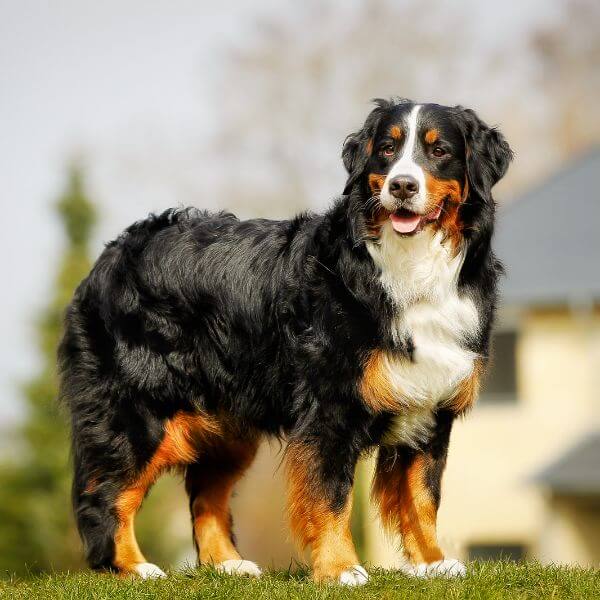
[342, 99, 513, 244]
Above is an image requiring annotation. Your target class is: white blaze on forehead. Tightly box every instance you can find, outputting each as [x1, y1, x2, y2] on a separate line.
[382, 104, 427, 212]
[397, 105, 422, 167]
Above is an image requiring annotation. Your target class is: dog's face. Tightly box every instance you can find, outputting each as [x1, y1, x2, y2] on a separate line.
[367, 104, 468, 236]
[343, 100, 513, 242]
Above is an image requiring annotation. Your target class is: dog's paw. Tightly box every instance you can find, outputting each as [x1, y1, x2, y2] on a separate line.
[339, 565, 369, 586]
[216, 559, 262, 577]
[134, 562, 167, 579]
[404, 558, 466, 578]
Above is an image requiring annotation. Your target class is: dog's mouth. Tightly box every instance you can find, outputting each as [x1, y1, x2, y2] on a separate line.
[389, 203, 443, 235]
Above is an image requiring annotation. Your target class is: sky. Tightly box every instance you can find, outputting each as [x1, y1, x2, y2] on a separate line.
[0, 0, 559, 424]
[0, 0, 262, 422]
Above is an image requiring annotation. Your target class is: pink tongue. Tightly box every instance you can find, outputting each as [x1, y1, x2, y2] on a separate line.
[390, 212, 422, 233]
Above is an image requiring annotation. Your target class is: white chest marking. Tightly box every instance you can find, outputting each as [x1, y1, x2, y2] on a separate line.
[367, 225, 480, 447]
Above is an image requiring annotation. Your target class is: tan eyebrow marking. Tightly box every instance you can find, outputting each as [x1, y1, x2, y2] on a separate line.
[390, 125, 403, 140]
[424, 129, 439, 144]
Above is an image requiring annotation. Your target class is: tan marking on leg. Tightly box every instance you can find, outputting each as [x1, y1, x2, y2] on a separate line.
[285, 443, 359, 582]
[360, 350, 401, 413]
[157, 412, 222, 466]
[188, 439, 259, 565]
[373, 453, 443, 565]
[114, 486, 147, 573]
[113, 411, 222, 573]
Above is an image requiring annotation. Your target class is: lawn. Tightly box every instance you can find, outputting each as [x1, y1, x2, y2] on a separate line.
[1, 562, 598, 600]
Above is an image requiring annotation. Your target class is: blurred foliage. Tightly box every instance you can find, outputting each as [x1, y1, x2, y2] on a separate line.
[212, 0, 600, 207]
[0, 165, 187, 575]
[0, 165, 94, 574]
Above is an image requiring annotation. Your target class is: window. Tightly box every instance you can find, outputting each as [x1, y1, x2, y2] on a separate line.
[479, 330, 518, 404]
[468, 543, 526, 562]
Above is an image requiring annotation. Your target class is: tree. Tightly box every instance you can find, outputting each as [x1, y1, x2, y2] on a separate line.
[0, 165, 187, 575]
[211, 0, 471, 217]
[0, 164, 94, 573]
[529, 0, 600, 157]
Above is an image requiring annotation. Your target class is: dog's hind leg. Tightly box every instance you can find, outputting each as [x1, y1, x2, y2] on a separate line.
[112, 482, 165, 579]
[185, 435, 261, 577]
[107, 411, 222, 578]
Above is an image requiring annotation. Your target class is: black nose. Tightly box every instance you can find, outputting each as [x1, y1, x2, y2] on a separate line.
[389, 175, 419, 200]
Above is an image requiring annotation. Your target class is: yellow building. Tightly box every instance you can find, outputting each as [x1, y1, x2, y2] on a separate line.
[365, 148, 600, 568]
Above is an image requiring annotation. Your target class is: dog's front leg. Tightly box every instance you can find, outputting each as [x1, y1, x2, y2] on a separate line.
[285, 437, 368, 586]
[373, 409, 466, 577]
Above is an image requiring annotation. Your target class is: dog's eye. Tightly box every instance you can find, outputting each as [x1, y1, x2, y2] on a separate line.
[432, 147, 447, 158]
[381, 144, 395, 156]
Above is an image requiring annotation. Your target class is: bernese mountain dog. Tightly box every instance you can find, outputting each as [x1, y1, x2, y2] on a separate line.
[58, 98, 512, 585]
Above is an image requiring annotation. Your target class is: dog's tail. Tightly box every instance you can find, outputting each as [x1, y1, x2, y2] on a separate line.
[57, 286, 117, 570]
[59, 314, 120, 570]
[71, 435, 119, 570]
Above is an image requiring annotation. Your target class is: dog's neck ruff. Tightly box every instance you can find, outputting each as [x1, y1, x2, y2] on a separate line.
[367, 223, 466, 312]
[366, 224, 480, 447]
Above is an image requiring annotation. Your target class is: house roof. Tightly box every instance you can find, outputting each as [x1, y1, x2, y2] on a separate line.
[534, 432, 600, 495]
[495, 148, 600, 307]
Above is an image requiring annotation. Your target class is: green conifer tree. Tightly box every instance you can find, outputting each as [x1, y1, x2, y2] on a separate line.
[0, 165, 187, 575]
[0, 164, 93, 573]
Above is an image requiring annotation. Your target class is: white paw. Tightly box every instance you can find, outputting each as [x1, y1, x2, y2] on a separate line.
[405, 558, 466, 578]
[339, 565, 369, 586]
[134, 562, 167, 579]
[216, 559, 262, 577]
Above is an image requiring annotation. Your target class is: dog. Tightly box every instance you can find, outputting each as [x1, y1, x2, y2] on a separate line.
[58, 98, 512, 585]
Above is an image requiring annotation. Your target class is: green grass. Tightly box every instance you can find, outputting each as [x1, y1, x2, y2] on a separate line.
[1, 563, 598, 600]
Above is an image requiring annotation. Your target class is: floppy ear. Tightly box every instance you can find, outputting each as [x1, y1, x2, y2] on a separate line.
[458, 107, 513, 201]
[341, 129, 371, 195]
[341, 100, 391, 195]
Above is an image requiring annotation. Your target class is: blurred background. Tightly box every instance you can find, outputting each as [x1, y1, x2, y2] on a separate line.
[1, 0, 599, 576]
